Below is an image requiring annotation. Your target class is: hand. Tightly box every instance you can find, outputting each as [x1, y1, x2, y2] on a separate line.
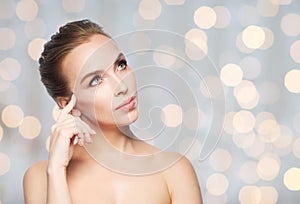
[47, 94, 96, 170]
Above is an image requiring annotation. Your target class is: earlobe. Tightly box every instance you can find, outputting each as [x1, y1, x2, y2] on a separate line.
[56, 96, 71, 109]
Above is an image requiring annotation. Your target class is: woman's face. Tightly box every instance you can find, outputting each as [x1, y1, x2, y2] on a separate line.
[61, 34, 138, 128]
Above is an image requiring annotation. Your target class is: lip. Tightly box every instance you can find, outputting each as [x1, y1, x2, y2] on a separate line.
[115, 96, 136, 110]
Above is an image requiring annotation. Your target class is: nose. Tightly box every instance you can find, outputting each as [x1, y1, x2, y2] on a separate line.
[113, 75, 128, 96]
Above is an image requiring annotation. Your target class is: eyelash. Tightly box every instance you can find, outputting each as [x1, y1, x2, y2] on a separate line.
[89, 59, 128, 87]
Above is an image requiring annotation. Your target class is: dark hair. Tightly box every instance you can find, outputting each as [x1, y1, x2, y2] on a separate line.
[38, 19, 110, 103]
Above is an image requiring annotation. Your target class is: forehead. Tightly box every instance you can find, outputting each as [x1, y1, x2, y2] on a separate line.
[61, 35, 120, 83]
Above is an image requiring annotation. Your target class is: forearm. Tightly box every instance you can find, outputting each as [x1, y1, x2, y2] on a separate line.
[47, 167, 72, 204]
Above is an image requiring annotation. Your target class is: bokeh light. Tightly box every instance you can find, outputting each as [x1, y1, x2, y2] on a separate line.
[257, 119, 280, 143]
[260, 186, 278, 204]
[183, 107, 206, 130]
[220, 63, 243, 87]
[233, 131, 255, 149]
[161, 104, 183, 127]
[244, 138, 265, 159]
[236, 32, 254, 53]
[242, 25, 265, 49]
[0, 152, 10, 176]
[27, 38, 47, 61]
[209, 148, 232, 172]
[19, 116, 41, 139]
[0, 58, 21, 81]
[240, 56, 261, 80]
[283, 168, 300, 191]
[223, 112, 236, 135]
[284, 69, 300, 93]
[16, 0, 39, 22]
[234, 80, 259, 109]
[256, 154, 280, 181]
[185, 28, 208, 60]
[271, 0, 291, 5]
[138, 0, 162, 20]
[1, 105, 24, 128]
[273, 125, 293, 150]
[239, 161, 260, 184]
[290, 40, 300, 63]
[213, 6, 231, 29]
[293, 138, 300, 159]
[257, 0, 279, 17]
[0, 28, 15, 50]
[206, 173, 229, 196]
[281, 13, 300, 37]
[164, 0, 185, 5]
[153, 45, 176, 68]
[233, 110, 255, 134]
[258, 81, 280, 105]
[194, 6, 217, 29]
[260, 27, 274, 50]
[62, 0, 85, 13]
[239, 186, 261, 204]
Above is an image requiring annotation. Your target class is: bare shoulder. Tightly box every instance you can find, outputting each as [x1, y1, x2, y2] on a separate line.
[23, 160, 47, 204]
[162, 154, 203, 204]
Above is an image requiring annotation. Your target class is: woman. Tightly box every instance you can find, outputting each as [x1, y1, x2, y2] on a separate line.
[23, 19, 202, 204]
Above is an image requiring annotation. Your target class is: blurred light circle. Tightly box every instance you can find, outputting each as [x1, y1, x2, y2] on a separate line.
[0, 58, 21, 81]
[200, 75, 225, 99]
[52, 105, 61, 121]
[0, 125, 3, 142]
[206, 173, 229, 196]
[0, 0, 14, 19]
[233, 131, 255, 149]
[234, 80, 258, 104]
[185, 37, 207, 60]
[283, 168, 300, 191]
[220, 63, 243, 87]
[257, 119, 280, 143]
[0, 152, 10, 176]
[223, 112, 236, 135]
[213, 6, 231, 29]
[242, 25, 265, 49]
[183, 107, 206, 130]
[236, 32, 254, 53]
[260, 27, 274, 50]
[25, 18, 46, 39]
[255, 111, 276, 131]
[260, 186, 278, 204]
[185, 28, 208, 47]
[161, 104, 183, 127]
[258, 81, 280, 105]
[238, 5, 259, 27]
[257, 0, 279, 17]
[240, 56, 261, 79]
[0, 28, 15, 50]
[164, 0, 185, 5]
[290, 40, 300, 63]
[239, 161, 260, 184]
[292, 138, 300, 159]
[256, 154, 280, 181]
[244, 138, 265, 159]
[281, 13, 300, 37]
[273, 125, 293, 149]
[19, 116, 41, 139]
[16, 0, 38, 22]
[62, 0, 85, 13]
[209, 148, 232, 172]
[194, 6, 217, 29]
[239, 186, 261, 204]
[138, 0, 162, 20]
[233, 110, 255, 134]
[28, 38, 47, 61]
[1, 105, 24, 128]
[178, 137, 201, 160]
[205, 192, 227, 204]
[284, 69, 300, 93]
[153, 45, 176, 68]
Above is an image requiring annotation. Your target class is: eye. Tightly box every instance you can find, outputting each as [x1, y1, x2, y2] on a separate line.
[116, 60, 127, 71]
[89, 75, 102, 87]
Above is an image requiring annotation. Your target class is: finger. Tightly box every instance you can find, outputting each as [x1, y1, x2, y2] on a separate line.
[57, 94, 76, 122]
[71, 109, 81, 117]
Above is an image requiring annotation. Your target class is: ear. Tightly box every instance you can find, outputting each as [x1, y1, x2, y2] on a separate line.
[56, 96, 71, 109]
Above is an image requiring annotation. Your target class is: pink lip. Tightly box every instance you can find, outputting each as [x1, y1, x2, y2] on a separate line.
[115, 96, 136, 110]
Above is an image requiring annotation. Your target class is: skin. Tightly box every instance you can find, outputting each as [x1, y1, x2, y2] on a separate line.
[23, 34, 202, 204]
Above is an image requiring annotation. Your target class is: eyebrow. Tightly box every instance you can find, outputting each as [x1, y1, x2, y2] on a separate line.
[80, 53, 124, 84]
